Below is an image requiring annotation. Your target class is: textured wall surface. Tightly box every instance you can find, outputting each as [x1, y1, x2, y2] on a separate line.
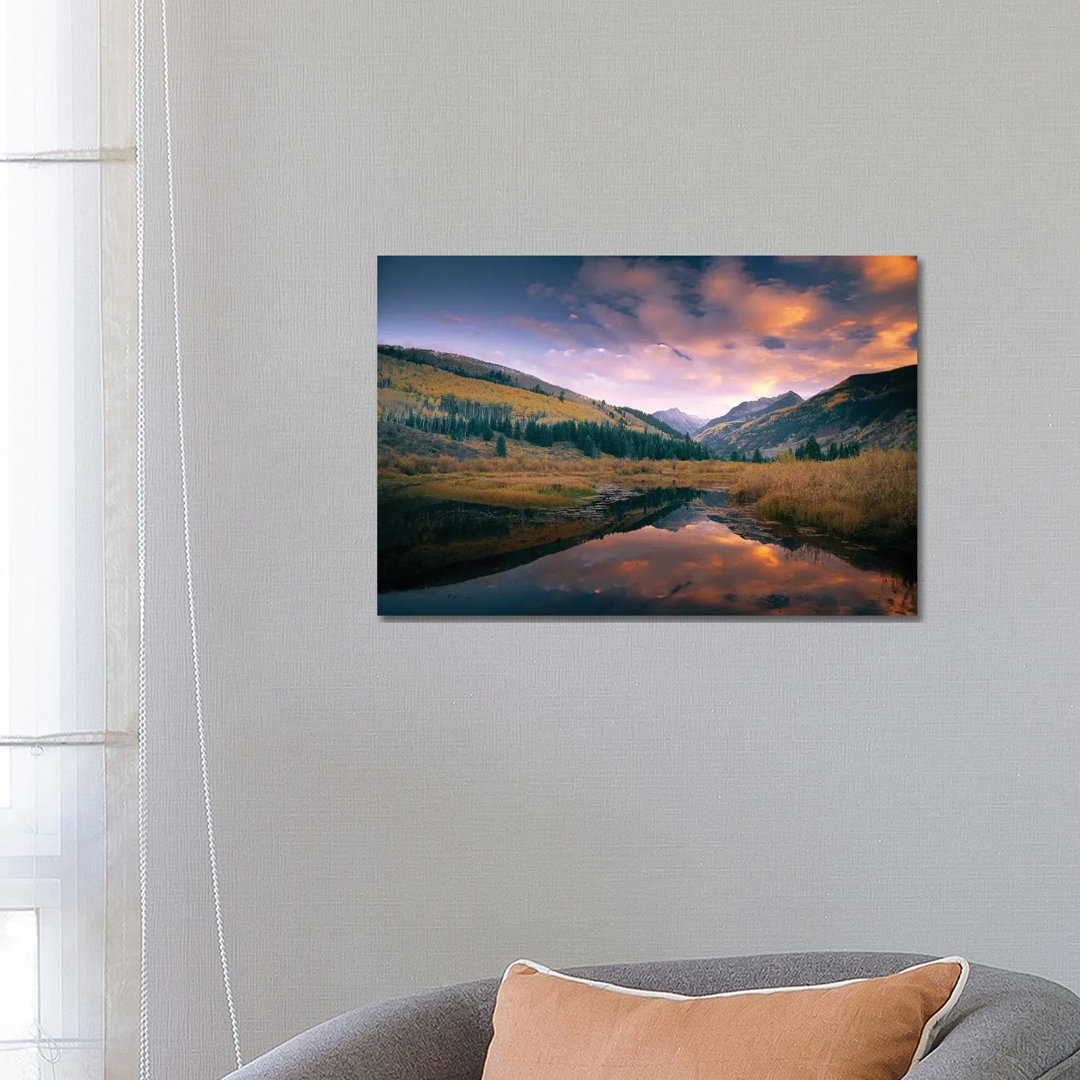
[137, 1, 1080, 1076]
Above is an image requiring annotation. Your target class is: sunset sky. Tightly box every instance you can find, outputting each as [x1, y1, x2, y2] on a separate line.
[377, 256, 917, 417]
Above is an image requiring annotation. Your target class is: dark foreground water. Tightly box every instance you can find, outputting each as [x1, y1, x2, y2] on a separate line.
[378, 488, 916, 617]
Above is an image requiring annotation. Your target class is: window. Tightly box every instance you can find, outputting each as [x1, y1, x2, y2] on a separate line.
[2, 2, 110, 1077]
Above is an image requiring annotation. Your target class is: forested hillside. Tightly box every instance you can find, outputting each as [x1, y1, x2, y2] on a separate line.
[695, 365, 916, 457]
[378, 347, 709, 462]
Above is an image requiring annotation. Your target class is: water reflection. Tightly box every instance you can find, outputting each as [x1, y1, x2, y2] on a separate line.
[378, 486, 702, 593]
[379, 494, 916, 616]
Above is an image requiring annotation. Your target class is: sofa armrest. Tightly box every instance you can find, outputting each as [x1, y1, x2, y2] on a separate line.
[222, 980, 496, 1080]
[909, 967, 1080, 1080]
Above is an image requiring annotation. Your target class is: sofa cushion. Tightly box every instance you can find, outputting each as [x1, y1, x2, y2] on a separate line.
[481, 956, 968, 1080]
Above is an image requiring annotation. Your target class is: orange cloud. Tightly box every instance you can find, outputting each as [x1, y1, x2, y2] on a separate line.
[701, 261, 827, 335]
[857, 256, 917, 292]
[847, 316, 918, 370]
[746, 294, 819, 333]
[877, 318, 917, 353]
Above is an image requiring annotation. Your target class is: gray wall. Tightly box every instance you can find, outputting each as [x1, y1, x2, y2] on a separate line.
[139, 1, 1080, 1076]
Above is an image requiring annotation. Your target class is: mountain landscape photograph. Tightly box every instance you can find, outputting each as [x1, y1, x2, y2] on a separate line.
[377, 256, 917, 616]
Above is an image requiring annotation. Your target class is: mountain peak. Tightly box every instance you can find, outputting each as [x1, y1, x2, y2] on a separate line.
[650, 408, 708, 436]
[703, 390, 804, 429]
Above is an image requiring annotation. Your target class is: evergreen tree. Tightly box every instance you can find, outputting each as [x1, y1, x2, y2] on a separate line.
[751, 448, 764, 464]
[495, 435, 507, 457]
[795, 435, 824, 461]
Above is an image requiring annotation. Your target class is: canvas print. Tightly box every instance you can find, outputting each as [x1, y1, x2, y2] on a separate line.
[377, 256, 917, 616]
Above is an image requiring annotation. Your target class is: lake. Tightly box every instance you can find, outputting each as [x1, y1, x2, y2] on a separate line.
[378, 486, 916, 617]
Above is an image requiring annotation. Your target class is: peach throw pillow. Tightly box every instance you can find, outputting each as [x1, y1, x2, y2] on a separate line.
[481, 957, 968, 1080]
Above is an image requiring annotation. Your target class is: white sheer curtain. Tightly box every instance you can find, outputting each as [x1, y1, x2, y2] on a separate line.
[1, 2, 137, 1078]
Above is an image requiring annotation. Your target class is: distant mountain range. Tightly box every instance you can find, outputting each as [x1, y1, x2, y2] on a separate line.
[378, 344, 917, 460]
[694, 365, 916, 456]
[650, 408, 708, 435]
[652, 392, 806, 438]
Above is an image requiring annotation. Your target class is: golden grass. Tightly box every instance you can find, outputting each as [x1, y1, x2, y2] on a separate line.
[406, 475, 597, 509]
[728, 449, 917, 545]
[609, 459, 746, 486]
[378, 445, 749, 509]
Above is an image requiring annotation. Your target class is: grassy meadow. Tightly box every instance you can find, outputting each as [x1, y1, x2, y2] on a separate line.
[728, 448, 917, 547]
[379, 435, 747, 509]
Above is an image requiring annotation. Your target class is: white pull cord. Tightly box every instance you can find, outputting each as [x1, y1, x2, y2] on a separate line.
[135, 0, 244, 1070]
[159, 0, 244, 1064]
[134, 0, 151, 1074]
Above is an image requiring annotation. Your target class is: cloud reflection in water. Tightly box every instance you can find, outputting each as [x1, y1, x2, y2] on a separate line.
[380, 503, 916, 617]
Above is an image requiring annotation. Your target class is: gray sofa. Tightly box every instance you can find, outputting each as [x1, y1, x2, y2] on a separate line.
[224, 952, 1080, 1079]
